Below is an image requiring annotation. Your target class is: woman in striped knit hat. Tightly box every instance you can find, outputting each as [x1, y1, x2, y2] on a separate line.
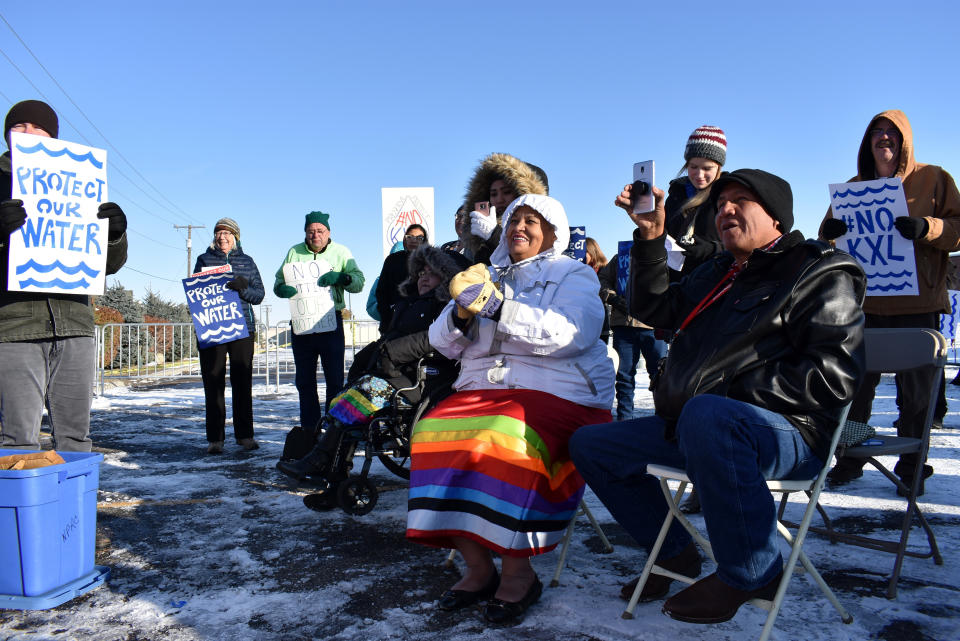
[664, 125, 728, 278]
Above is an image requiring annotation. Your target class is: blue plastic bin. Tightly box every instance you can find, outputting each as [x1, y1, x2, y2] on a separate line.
[0, 451, 109, 609]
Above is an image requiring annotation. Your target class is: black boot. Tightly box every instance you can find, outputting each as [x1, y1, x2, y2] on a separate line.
[276, 443, 331, 480]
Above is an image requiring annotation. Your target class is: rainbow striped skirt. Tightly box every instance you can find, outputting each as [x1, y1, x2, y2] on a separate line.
[406, 388, 611, 557]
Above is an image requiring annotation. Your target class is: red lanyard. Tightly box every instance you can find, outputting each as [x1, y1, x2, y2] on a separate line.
[675, 264, 741, 336]
[673, 236, 782, 336]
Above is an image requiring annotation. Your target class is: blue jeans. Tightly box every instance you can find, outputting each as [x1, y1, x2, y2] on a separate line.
[611, 326, 667, 420]
[291, 311, 345, 431]
[570, 394, 822, 591]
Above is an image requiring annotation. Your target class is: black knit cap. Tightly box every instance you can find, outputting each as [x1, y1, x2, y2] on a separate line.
[708, 168, 794, 232]
[5, 100, 59, 139]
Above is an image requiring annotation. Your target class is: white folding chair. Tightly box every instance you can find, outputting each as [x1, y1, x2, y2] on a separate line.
[549, 499, 614, 587]
[622, 404, 852, 641]
[802, 327, 946, 599]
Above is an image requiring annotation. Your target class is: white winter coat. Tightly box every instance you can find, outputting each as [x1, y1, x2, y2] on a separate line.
[428, 194, 615, 409]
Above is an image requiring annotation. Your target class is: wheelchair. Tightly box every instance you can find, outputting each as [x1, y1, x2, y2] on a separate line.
[300, 356, 451, 516]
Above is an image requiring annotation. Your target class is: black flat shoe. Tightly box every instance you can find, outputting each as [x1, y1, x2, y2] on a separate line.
[483, 577, 543, 624]
[437, 569, 499, 611]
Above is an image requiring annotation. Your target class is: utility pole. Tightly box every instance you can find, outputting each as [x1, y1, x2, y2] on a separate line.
[174, 225, 206, 276]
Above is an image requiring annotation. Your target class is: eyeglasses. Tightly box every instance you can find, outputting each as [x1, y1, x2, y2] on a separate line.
[214, 230, 233, 237]
[870, 127, 900, 138]
[405, 234, 425, 241]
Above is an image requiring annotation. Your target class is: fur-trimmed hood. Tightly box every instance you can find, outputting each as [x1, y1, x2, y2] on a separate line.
[462, 153, 549, 219]
[398, 245, 471, 300]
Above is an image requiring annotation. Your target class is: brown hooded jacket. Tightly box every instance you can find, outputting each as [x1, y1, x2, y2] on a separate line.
[821, 109, 960, 315]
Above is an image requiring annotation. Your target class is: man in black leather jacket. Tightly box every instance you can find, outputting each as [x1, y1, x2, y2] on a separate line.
[571, 169, 865, 626]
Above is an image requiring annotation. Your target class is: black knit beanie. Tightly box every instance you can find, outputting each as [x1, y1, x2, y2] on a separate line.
[708, 169, 794, 232]
[5, 100, 59, 140]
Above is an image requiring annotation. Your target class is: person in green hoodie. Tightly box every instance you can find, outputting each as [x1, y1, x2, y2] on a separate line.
[274, 211, 364, 432]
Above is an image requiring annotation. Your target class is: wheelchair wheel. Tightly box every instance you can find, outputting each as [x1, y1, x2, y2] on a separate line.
[375, 396, 428, 480]
[337, 477, 378, 515]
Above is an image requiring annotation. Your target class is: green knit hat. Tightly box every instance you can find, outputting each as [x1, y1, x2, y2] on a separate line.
[305, 211, 330, 231]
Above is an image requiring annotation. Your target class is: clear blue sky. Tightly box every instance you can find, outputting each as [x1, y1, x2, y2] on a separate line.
[2, 2, 958, 323]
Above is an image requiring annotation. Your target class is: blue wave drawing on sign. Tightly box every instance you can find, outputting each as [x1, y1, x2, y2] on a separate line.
[18, 277, 90, 289]
[864, 270, 913, 279]
[198, 323, 246, 341]
[15, 258, 101, 277]
[831, 183, 898, 199]
[867, 282, 912, 292]
[834, 198, 896, 209]
[184, 274, 227, 287]
[15, 141, 104, 169]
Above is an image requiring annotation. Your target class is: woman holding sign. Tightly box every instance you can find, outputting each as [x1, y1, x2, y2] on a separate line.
[194, 217, 265, 454]
[406, 195, 613, 623]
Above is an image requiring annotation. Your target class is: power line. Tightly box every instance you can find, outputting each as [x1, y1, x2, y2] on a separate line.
[122, 265, 181, 283]
[0, 51, 192, 226]
[0, 12, 201, 225]
[0, 22, 201, 226]
[126, 227, 183, 251]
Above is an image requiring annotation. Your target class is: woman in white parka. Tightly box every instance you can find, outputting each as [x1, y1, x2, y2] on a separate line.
[406, 194, 614, 624]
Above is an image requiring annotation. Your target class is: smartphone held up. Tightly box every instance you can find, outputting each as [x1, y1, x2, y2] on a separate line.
[632, 160, 655, 215]
[474, 201, 492, 217]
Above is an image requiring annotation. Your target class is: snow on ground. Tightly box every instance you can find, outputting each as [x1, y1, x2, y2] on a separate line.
[2, 369, 960, 641]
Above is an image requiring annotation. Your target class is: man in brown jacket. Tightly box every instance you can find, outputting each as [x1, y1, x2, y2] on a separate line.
[821, 109, 960, 493]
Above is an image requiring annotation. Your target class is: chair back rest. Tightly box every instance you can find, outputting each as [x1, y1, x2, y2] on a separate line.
[863, 327, 947, 375]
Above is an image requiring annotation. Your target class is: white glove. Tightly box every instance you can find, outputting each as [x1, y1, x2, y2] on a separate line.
[470, 207, 497, 240]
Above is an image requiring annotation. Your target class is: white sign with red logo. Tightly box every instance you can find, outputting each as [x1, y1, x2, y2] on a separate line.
[380, 187, 434, 258]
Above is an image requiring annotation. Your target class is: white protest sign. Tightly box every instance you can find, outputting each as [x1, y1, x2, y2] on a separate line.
[381, 187, 434, 258]
[283, 260, 337, 335]
[828, 178, 918, 297]
[8, 132, 109, 294]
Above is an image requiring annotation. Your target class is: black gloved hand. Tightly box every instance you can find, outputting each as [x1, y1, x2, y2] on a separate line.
[0, 199, 27, 237]
[821, 218, 848, 240]
[893, 216, 928, 240]
[226, 275, 249, 291]
[96, 202, 127, 241]
[677, 237, 714, 263]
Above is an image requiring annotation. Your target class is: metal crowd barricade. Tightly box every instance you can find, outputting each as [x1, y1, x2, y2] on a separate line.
[95, 322, 201, 395]
[96, 317, 382, 395]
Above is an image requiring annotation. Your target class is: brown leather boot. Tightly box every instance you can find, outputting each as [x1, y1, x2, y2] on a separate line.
[620, 541, 701, 602]
[662, 571, 782, 624]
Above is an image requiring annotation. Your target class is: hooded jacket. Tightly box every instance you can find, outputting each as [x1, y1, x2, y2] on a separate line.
[821, 109, 960, 315]
[430, 194, 615, 409]
[461, 153, 549, 264]
[193, 236, 265, 336]
[0, 151, 128, 342]
[630, 228, 865, 460]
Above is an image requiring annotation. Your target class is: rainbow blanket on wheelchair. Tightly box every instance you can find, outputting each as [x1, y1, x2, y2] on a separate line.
[328, 375, 395, 426]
